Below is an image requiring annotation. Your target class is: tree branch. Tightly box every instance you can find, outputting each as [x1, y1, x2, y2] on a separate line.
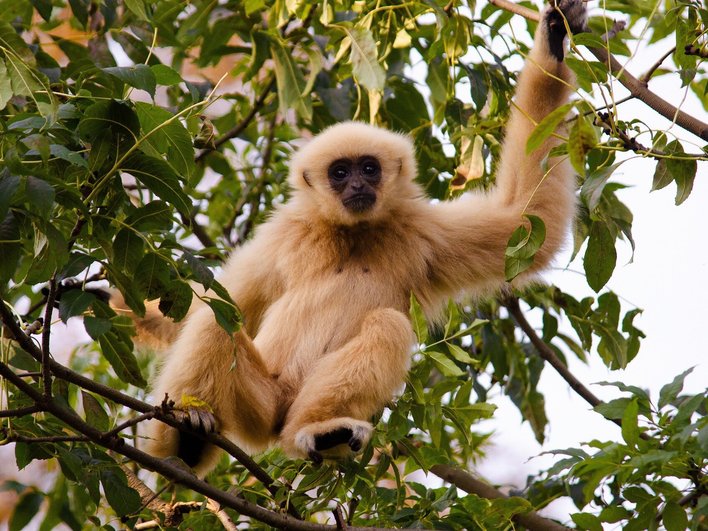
[41, 274, 58, 398]
[430, 464, 571, 531]
[487, 0, 708, 141]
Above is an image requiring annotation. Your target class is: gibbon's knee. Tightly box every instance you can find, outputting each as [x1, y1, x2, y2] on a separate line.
[360, 307, 415, 361]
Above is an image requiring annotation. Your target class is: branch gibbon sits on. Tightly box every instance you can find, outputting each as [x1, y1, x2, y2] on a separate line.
[132, 0, 586, 475]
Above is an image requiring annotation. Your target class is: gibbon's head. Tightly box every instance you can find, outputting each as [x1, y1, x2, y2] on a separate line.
[289, 122, 419, 225]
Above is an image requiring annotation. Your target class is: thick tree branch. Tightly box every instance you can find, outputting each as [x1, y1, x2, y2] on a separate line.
[430, 464, 571, 531]
[487, 0, 708, 141]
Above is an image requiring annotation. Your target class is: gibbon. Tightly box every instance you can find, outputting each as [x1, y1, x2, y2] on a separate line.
[133, 0, 586, 475]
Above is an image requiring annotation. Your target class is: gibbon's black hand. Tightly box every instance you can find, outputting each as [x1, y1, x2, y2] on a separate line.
[546, 0, 588, 61]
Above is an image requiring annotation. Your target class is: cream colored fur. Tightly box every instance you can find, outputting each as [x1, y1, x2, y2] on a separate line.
[140, 6, 578, 476]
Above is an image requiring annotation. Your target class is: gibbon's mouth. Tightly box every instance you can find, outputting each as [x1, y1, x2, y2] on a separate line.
[343, 194, 376, 213]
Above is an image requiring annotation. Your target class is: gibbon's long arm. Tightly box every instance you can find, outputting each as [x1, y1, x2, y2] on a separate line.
[426, 0, 584, 296]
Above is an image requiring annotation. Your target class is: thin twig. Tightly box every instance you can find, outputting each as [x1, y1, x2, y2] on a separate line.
[503, 296, 652, 442]
[101, 410, 157, 440]
[640, 46, 676, 83]
[0, 405, 41, 418]
[195, 77, 276, 163]
[3, 433, 90, 443]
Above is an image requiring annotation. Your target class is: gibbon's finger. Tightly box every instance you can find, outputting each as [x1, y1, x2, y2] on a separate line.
[308, 449, 323, 464]
[348, 436, 362, 452]
[187, 408, 201, 430]
[197, 409, 217, 433]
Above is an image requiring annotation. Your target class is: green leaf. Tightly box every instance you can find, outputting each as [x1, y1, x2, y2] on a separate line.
[652, 141, 698, 205]
[150, 64, 182, 86]
[205, 298, 240, 336]
[125, 201, 173, 232]
[658, 367, 694, 409]
[270, 38, 312, 121]
[0, 211, 21, 282]
[447, 344, 476, 365]
[662, 501, 688, 531]
[583, 221, 616, 292]
[184, 251, 214, 289]
[49, 144, 88, 168]
[58, 290, 96, 323]
[505, 214, 546, 281]
[158, 280, 193, 321]
[523, 390, 548, 444]
[571, 512, 603, 531]
[124, 0, 149, 20]
[426, 350, 465, 377]
[103, 64, 156, 97]
[77, 100, 141, 145]
[10, 490, 44, 531]
[83, 316, 112, 339]
[112, 228, 145, 273]
[98, 332, 146, 388]
[121, 152, 192, 216]
[621, 398, 639, 447]
[99, 468, 141, 516]
[26, 176, 55, 217]
[526, 102, 575, 154]
[81, 391, 110, 431]
[0, 59, 12, 110]
[347, 27, 386, 91]
[135, 252, 171, 300]
[593, 397, 632, 420]
[134, 101, 195, 179]
[409, 293, 428, 344]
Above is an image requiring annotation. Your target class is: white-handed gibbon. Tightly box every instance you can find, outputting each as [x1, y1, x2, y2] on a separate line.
[133, 0, 586, 475]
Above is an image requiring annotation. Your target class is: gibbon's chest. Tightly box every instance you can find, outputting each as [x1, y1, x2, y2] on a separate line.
[253, 224, 425, 374]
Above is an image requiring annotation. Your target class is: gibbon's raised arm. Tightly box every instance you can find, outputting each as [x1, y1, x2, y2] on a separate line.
[424, 0, 585, 297]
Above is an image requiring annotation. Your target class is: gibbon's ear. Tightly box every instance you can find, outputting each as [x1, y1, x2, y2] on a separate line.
[302, 171, 312, 187]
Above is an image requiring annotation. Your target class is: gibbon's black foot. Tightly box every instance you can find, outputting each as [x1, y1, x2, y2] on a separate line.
[173, 407, 218, 468]
[308, 428, 365, 464]
[294, 418, 373, 462]
[314, 427, 359, 452]
[545, 0, 588, 61]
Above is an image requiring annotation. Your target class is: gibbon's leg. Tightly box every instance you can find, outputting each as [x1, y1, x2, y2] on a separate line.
[279, 308, 414, 462]
[145, 306, 278, 476]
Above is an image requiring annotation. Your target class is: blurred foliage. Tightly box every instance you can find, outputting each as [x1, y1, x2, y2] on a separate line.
[0, 0, 706, 529]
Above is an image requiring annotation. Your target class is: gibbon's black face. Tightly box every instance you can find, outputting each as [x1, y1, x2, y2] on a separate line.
[327, 156, 382, 213]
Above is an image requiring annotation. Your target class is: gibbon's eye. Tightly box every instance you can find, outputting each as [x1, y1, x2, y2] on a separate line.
[361, 160, 379, 176]
[330, 165, 349, 181]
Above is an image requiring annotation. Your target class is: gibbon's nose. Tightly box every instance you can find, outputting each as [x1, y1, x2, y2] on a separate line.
[350, 177, 365, 191]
